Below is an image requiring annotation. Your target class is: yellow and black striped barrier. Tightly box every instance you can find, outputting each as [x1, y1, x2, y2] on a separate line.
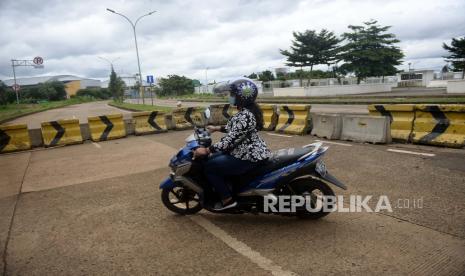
[171, 107, 207, 130]
[41, 119, 83, 147]
[275, 104, 311, 135]
[0, 124, 31, 153]
[259, 104, 278, 131]
[88, 114, 126, 142]
[412, 104, 465, 148]
[368, 104, 415, 142]
[208, 104, 238, 125]
[189, 107, 208, 127]
[132, 111, 168, 135]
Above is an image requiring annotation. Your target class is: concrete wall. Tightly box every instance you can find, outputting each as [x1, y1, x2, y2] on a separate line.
[427, 80, 448, 88]
[273, 87, 306, 97]
[447, 80, 465, 94]
[273, 83, 391, 97]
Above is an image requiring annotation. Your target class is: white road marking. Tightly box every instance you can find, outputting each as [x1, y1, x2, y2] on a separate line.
[92, 142, 101, 149]
[315, 140, 352, 147]
[266, 133, 293, 138]
[190, 216, 297, 276]
[387, 149, 435, 157]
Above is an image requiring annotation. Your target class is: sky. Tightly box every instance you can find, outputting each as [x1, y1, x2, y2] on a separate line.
[1, 0, 464, 83]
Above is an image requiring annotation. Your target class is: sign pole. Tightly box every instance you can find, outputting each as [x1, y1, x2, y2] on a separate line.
[151, 83, 154, 106]
[10, 57, 44, 104]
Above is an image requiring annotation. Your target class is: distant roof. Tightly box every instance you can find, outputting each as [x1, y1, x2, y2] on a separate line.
[2, 75, 100, 86]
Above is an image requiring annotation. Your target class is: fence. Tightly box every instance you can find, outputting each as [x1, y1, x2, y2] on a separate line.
[263, 77, 397, 90]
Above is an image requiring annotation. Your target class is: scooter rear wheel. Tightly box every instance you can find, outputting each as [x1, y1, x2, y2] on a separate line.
[286, 178, 336, 219]
[161, 186, 203, 215]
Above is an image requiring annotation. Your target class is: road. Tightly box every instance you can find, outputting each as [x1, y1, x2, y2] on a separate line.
[4, 101, 130, 129]
[1, 130, 464, 275]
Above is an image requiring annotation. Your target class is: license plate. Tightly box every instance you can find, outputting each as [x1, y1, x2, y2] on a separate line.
[315, 160, 327, 177]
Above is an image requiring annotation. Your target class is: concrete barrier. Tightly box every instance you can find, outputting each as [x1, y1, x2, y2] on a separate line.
[310, 113, 342, 139]
[41, 119, 83, 147]
[341, 115, 391, 144]
[28, 128, 43, 147]
[124, 118, 135, 136]
[132, 111, 168, 135]
[259, 104, 278, 131]
[447, 80, 465, 94]
[164, 114, 176, 130]
[275, 105, 311, 135]
[0, 124, 31, 153]
[88, 114, 126, 142]
[368, 104, 415, 142]
[170, 107, 207, 130]
[412, 104, 465, 148]
[208, 104, 238, 125]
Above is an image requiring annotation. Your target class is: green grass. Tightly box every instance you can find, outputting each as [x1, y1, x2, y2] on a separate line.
[0, 97, 95, 123]
[109, 101, 174, 112]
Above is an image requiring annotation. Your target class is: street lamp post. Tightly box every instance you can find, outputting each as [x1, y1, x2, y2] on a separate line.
[106, 8, 156, 105]
[98, 56, 120, 71]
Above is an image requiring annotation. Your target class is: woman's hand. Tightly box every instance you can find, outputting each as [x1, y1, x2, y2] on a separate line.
[193, 147, 210, 159]
[206, 125, 221, 133]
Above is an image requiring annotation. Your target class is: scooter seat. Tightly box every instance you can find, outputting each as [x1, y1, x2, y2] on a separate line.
[241, 147, 314, 181]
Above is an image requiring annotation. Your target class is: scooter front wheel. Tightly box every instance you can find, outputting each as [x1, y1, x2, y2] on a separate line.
[161, 186, 203, 215]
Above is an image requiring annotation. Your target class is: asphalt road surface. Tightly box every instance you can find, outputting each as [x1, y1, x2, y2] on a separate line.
[4, 101, 130, 129]
[1, 130, 464, 275]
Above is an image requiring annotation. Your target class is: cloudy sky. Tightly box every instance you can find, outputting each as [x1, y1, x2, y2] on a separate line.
[1, 0, 464, 83]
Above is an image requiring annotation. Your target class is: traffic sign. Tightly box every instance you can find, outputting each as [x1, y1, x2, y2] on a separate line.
[146, 75, 154, 84]
[33, 56, 43, 65]
[12, 84, 20, 91]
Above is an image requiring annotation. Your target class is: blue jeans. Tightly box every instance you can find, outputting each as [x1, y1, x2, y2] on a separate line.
[204, 153, 256, 200]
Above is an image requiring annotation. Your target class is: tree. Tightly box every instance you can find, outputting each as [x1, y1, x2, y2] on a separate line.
[339, 20, 404, 83]
[158, 75, 195, 96]
[37, 81, 67, 101]
[108, 69, 125, 102]
[247, 72, 258, 79]
[0, 81, 16, 105]
[258, 70, 275, 82]
[22, 86, 46, 101]
[280, 29, 341, 85]
[443, 36, 465, 79]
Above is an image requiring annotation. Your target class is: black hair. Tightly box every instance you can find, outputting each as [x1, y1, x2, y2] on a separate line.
[242, 102, 264, 131]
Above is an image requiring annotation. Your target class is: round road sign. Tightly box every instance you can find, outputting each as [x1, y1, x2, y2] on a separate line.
[33, 56, 43, 65]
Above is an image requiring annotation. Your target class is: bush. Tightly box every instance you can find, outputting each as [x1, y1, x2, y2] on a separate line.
[0, 81, 17, 105]
[22, 87, 46, 101]
[76, 88, 111, 99]
[36, 81, 67, 101]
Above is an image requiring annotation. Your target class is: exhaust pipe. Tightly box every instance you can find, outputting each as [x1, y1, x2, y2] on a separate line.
[174, 176, 204, 194]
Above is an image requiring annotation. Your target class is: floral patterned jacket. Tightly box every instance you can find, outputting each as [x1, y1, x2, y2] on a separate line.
[209, 108, 271, 162]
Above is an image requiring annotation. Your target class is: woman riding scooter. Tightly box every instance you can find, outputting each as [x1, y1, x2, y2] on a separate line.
[193, 78, 271, 211]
